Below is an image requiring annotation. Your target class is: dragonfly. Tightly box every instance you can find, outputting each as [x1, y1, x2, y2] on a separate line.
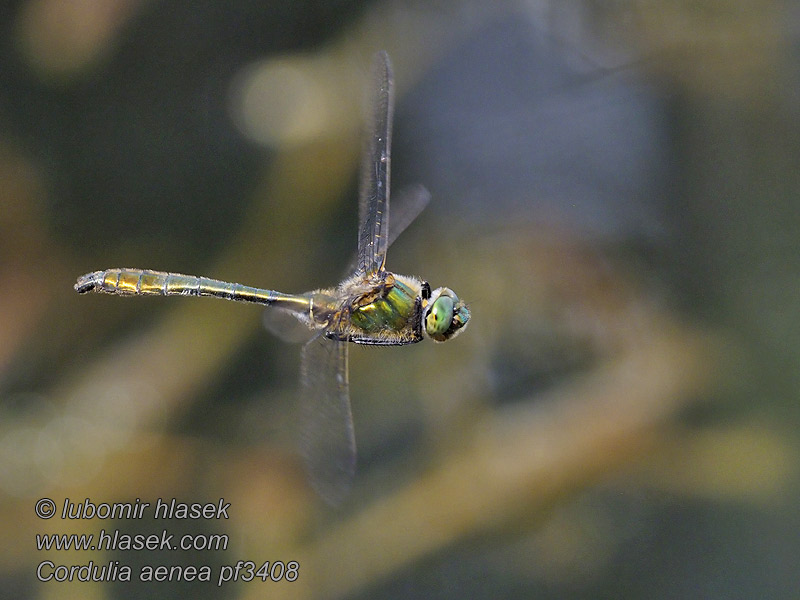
[74, 51, 470, 504]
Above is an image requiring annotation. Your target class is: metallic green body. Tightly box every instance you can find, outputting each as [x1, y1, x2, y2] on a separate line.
[350, 277, 416, 333]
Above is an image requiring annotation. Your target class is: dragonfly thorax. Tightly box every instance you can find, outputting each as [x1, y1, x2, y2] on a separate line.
[327, 272, 468, 345]
[318, 272, 419, 346]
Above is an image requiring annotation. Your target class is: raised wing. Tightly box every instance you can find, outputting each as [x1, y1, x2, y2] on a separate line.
[298, 334, 356, 505]
[342, 184, 430, 276]
[385, 184, 430, 249]
[356, 51, 394, 276]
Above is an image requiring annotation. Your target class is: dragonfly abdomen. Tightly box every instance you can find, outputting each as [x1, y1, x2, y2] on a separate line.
[74, 268, 281, 305]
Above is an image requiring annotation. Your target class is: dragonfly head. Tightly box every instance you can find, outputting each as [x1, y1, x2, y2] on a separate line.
[423, 287, 470, 342]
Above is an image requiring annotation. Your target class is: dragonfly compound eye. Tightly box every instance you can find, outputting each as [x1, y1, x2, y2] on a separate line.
[425, 287, 470, 342]
[425, 294, 454, 340]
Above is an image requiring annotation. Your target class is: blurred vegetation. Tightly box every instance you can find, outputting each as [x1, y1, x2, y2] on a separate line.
[1, 1, 798, 599]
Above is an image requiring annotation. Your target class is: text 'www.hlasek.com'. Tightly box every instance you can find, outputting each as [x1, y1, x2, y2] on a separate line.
[34, 497, 299, 586]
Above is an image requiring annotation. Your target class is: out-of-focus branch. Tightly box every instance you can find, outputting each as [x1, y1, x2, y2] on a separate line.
[247, 322, 721, 600]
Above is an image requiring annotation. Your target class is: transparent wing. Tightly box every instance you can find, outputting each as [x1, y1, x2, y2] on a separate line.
[385, 184, 431, 249]
[343, 184, 430, 276]
[262, 307, 315, 344]
[298, 333, 356, 505]
[357, 50, 394, 276]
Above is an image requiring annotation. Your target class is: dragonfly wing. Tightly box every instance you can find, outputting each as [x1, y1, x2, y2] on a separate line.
[342, 184, 431, 276]
[357, 50, 394, 276]
[299, 333, 356, 505]
[386, 184, 431, 249]
[263, 307, 315, 344]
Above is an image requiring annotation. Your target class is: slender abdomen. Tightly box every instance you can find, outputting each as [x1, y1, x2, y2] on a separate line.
[75, 268, 287, 306]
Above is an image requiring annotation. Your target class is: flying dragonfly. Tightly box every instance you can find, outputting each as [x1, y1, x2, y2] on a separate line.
[74, 51, 470, 504]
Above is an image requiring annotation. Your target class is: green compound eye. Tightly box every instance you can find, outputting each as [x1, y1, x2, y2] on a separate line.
[425, 294, 454, 338]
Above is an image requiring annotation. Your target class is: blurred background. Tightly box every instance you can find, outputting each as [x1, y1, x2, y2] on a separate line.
[1, 0, 799, 598]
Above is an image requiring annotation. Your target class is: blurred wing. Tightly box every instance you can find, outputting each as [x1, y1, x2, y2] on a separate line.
[357, 50, 394, 276]
[299, 334, 356, 505]
[262, 308, 315, 344]
[342, 185, 431, 276]
[386, 184, 431, 249]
